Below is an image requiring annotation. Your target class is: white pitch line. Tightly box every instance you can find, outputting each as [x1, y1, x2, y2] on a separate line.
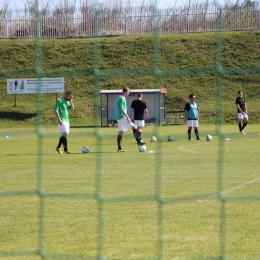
[225, 178, 260, 194]
[178, 143, 216, 154]
[178, 144, 260, 200]
[199, 178, 260, 201]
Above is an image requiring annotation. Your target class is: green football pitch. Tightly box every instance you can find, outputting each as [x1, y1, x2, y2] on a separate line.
[1, 124, 260, 259]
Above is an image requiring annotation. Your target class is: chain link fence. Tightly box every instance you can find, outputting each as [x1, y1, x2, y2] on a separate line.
[0, 6, 260, 38]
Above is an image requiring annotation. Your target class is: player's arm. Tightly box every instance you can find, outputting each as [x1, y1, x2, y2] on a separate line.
[67, 93, 75, 111]
[244, 102, 247, 113]
[129, 107, 133, 119]
[184, 103, 190, 122]
[237, 104, 244, 114]
[69, 99, 75, 111]
[118, 98, 131, 122]
[54, 100, 63, 125]
[184, 110, 188, 122]
[144, 108, 149, 118]
[120, 108, 131, 122]
[54, 109, 62, 125]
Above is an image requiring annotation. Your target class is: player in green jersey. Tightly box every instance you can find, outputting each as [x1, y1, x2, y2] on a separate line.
[115, 87, 146, 152]
[54, 91, 75, 154]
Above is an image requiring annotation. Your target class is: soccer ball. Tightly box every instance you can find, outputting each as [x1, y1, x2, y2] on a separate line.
[206, 135, 212, 141]
[139, 145, 147, 152]
[150, 136, 157, 142]
[168, 135, 174, 141]
[82, 146, 90, 153]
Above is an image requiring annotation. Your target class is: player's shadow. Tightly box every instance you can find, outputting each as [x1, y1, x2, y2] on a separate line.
[71, 126, 90, 128]
[5, 152, 107, 156]
[0, 111, 36, 120]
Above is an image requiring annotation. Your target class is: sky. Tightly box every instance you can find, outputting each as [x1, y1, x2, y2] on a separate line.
[6, 0, 181, 11]
[5, 0, 228, 13]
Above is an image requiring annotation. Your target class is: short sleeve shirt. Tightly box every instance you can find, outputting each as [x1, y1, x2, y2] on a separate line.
[235, 97, 246, 112]
[130, 99, 147, 120]
[115, 95, 127, 120]
[54, 98, 71, 123]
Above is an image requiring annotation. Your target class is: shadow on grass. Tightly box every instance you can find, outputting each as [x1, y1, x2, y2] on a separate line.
[70, 126, 96, 128]
[191, 257, 221, 260]
[5, 151, 109, 156]
[0, 111, 36, 120]
[70, 125, 120, 128]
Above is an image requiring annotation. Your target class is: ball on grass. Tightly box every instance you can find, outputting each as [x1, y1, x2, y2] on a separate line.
[168, 135, 174, 141]
[150, 136, 157, 142]
[82, 146, 90, 153]
[206, 135, 212, 141]
[139, 145, 147, 152]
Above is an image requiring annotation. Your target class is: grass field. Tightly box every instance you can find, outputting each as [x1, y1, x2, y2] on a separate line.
[1, 124, 260, 260]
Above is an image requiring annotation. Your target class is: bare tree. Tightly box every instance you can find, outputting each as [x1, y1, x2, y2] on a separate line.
[0, 0, 11, 38]
[3, 0, 260, 38]
[52, 0, 76, 36]
[0, 0, 10, 15]
[79, 0, 95, 36]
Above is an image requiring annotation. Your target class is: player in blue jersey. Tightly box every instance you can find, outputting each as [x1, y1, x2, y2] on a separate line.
[115, 87, 146, 152]
[235, 90, 248, 135]
[184, 93, 202, 141]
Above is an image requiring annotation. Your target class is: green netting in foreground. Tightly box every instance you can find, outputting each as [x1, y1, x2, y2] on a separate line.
[1, 2, 260, 260]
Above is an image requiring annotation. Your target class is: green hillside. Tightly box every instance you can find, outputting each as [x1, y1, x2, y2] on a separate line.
[0, 30, 260, 128]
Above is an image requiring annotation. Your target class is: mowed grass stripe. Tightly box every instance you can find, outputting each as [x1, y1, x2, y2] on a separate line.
[0, 125, 260, 259]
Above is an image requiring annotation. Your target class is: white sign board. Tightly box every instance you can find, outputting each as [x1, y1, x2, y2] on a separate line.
[7, 78, 64, 94]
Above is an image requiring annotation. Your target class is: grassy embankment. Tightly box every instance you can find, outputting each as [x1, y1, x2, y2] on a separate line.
[0, 30, 260, 128]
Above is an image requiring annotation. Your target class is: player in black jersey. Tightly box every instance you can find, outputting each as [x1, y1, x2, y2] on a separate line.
[235, 90, 248, 135]
[129, 93, 149, 143]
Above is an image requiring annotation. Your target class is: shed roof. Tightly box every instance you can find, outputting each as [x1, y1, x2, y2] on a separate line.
[100, 88, 167, 94]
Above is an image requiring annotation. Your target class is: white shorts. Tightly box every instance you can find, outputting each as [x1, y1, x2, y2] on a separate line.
[58, 122, 70, 134]
[134, 120, 145, 127]
[187, 120, 198, 128]
[118, 117, 135, 132]
[237, 113, 248, 120]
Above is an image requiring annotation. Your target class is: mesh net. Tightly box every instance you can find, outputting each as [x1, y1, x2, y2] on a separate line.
[1, 2, 260, 260]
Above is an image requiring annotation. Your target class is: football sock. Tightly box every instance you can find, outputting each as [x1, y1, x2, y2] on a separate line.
[194, 129, 199, 139]
[242, 122, 247, 130]
[117, 135, 122, 149]
[63, 136, 68, 151]
[137, 131, 142, 141]
[238, 123, 242, 131]
[188, 129, 191, 139]
[57, 135, 65, 148]
[57, 136, 62, 148]
[133, 129, 140, 143]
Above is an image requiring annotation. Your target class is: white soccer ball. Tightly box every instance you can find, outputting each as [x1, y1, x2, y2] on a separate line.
[139, 145, 147, 152]
[168, 135, 174, 141]
[150, 136, 157, 142]
[206, 135, 212, 141]
[82, 146, 90, 153]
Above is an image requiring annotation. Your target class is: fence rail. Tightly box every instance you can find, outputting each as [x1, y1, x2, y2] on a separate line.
[0, 7, 260, 39]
